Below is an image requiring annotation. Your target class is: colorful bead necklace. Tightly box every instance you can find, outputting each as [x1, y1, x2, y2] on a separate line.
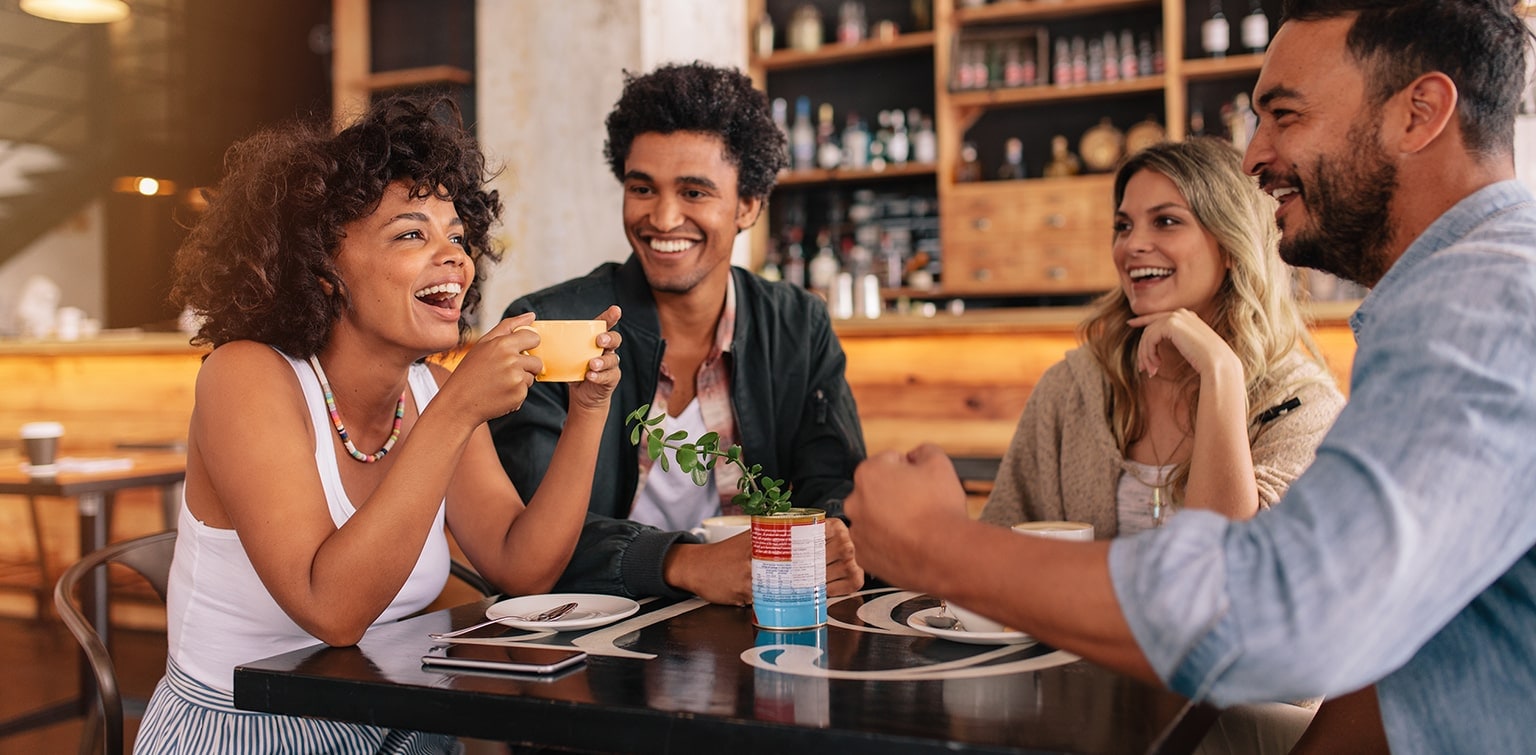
[308, 355, 405, 463]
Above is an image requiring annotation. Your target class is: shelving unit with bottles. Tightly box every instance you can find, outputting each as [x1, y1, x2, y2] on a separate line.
[747, 0, 945, 300]
[747, 0, 1288, 304]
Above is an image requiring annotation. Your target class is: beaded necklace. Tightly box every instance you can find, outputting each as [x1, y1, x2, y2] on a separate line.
[308, 355, 405, 463]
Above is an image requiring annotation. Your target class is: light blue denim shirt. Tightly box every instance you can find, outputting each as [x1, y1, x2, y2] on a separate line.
[1109, 180, 1536, 753]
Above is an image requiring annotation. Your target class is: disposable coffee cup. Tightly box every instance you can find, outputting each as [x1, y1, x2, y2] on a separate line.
[20, 422, 63, 472]
[518, 320, 605, 382]
[690, 514, 751, 543]
[1011, 521, 1095, 542]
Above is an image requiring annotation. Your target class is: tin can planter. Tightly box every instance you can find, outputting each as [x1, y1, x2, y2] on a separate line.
[750, 508, 827, 629]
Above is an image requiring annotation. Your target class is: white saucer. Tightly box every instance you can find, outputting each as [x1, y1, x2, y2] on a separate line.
[485, 593, 640, 631]
[906, 607, 1037, 646]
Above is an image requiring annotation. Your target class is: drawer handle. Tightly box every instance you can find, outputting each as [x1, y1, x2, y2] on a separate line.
[1045, 214, 1066, 228]
[1046, 266, 1067, 280]
[972, 217, 992, 231]
[973, 268, 992, 281]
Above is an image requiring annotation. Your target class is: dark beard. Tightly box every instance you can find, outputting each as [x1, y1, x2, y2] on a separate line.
[1277, 120, 1397, 287]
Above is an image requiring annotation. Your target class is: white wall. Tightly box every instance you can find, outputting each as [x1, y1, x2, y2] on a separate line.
[475, 0, 745, 330]
[0, 202, 105, 336]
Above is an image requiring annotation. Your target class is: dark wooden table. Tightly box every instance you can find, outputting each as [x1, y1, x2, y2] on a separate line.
[236, 589, 1216, 754]
[0, 449, 186, 739]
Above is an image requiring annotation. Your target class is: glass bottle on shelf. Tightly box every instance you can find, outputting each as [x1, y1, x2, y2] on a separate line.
[755, 13, 776, 58]
[1201, 0, 1231, 59]
[759, 239, 783, 282]
[1228, 92, 1258, 151]
[1086, 38, 1104, 84]
[912, 116, 937, 164]
[1003, 42, 1025, 87]
[837, 1, 866, 45]
[816, 102, 842, 170]
[1053, 38, 1072, 88]
[809, 231, 841, 296]
[783, 227, 807, 288]
[1189, 101, 1207, 137]
[879, 230, 904, 289]
[869, 110, 891, 170]
[1119, 30, 1138, 80]
[772, 98, 791, 164]
[1101, 32, 1119, 82]
[887, 109, 910, 166]
[1137, 32, 1155, 76]
[842, 114, 869, 170]
[910, 0, 932, 32]
[1070, 35, 1088, 85]
[788, 4, 823, 53]
[1242, 1, 1270, 54]
[955, 141, 983, 183]
[996, 137, 1026, 181]
[791, 96, 816, 171]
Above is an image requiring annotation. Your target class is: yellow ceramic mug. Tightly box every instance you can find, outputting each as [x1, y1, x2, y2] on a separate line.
[519, 320, 605, 382]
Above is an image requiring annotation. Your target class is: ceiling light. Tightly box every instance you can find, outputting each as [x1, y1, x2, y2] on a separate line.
[113, 175, 176, 196]
[20, 0, 130, 24]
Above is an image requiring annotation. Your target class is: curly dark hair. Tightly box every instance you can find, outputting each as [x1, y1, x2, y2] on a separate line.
[603, 61, 787, 200]
[170, 95, 503, 358]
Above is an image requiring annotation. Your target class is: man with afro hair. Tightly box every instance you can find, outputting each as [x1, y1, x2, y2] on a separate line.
[490, 62, 867, 605]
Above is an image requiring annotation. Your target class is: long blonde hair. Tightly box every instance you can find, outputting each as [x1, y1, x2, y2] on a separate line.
[1082, 138, 1326, 502]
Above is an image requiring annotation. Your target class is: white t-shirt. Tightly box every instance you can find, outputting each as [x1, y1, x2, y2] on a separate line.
[629, 396, 720, 532]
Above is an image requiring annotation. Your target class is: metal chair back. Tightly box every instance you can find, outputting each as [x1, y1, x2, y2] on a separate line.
[53, 530, 176, 755]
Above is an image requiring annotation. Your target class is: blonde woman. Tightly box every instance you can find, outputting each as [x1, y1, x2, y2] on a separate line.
[981, 137, 1344, 538]
[979, 138, 1345, 753]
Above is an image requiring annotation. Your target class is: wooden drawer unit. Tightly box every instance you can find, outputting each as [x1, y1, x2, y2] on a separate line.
[942, 175, 1117, 294]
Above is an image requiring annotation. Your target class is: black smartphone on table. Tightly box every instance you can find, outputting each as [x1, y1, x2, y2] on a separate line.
[422, 644, 588, 675]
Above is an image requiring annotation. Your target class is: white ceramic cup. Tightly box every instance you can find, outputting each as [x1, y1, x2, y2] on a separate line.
[20, 421, 64, 469]
[1010, 521, 1095, 542]
[690, 514, 751, 543]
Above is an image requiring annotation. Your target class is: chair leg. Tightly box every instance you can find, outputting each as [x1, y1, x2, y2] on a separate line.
[78, 698, 103, 755]
[27, 495, 50, 621]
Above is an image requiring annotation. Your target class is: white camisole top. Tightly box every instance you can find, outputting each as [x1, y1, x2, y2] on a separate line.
[165, 350, 449, 694]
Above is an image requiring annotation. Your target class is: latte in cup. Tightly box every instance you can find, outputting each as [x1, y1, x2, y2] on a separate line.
[693, 514, 751, 543]
[1010, 521, 1095, 542]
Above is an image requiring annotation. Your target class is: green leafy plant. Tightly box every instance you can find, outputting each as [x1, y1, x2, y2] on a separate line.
[626, 404, 793, 516]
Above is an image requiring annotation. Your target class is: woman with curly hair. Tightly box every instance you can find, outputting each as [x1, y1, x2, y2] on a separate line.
[981, 137, 1344, 537]
[136, 96, 623, 753]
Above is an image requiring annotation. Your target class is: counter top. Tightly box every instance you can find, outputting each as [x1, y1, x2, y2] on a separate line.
[832, 300, 1360, 337]
[0, 331, 207, 356]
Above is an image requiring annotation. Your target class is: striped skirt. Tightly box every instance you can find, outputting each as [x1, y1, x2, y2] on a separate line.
[135, 657, 460, 754]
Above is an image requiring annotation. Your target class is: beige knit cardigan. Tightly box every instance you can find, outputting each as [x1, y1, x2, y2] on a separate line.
[979, 346, 1346, 538]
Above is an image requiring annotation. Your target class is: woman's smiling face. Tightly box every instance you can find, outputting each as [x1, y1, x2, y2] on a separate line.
[1112, 169, 1228, 320]
[332, 181, 472, 356]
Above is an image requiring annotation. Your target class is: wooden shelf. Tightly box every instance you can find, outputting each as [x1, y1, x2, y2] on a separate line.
[776, 162, 937, 187]
[954, 0, 1160, 26]
[1181, 53, 1265, 81]
[364, 65, 473, 92]
[949, 75, 1163, 109]
[755, 31, 936, 72]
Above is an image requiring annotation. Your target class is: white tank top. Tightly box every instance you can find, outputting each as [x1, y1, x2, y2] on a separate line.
[165, 351, 449, 694]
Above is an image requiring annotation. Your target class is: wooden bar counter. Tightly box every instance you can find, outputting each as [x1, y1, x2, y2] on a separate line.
[0, 332, 204, 620]
[834, 302, 1359, 459]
